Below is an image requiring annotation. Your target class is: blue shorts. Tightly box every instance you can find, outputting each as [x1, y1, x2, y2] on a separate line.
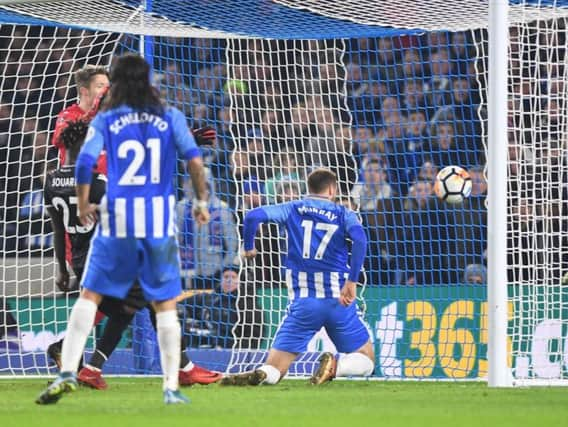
[272, 298, 370, 354]
[81, 233, 182, 302]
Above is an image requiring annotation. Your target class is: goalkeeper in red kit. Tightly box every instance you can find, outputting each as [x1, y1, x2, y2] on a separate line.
[52, 65, 110, 172]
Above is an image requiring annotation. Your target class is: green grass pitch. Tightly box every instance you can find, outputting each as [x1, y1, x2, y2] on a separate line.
[2, 378, 567, 427]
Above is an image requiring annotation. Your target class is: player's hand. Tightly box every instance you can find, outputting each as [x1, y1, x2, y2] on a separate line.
[192, 200, 210, 225]
[55, 269, 71, 293]
[339, 280, 357, 306]
[242, 248, 257, 260]
[78, 203, 98, 226]
[192, 126, 216, 147]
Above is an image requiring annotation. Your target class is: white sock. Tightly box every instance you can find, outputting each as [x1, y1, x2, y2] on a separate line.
[61, 298, 97, 373]
[156, 310, 181, 391]
[257, 364, 281, 385]
[181, 361, 195, 372]
[336, 353, 375, 377]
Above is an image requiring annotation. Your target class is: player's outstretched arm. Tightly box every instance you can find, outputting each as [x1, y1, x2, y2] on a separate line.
[242, 208, 269, 259]
[187, 156, 210, 225]
[46, 206, 71, 292]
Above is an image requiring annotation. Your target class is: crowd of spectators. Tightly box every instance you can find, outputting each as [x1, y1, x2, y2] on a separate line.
[1, 20, 567, 289]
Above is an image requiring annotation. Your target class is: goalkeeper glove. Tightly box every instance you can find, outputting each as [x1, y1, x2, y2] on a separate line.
[83, 85, 110, 121]
[192, 126, 216, 147]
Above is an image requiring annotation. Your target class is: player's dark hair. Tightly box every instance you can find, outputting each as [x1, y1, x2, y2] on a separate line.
[74, 65, 109, 89]
[60, 120, 89, 163]
[307, 168, 337, 194]
[105, 54, 164, 114]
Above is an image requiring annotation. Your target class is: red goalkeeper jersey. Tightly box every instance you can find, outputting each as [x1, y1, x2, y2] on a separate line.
[52, 104, 107, 174]
[51, 103, 107, 266]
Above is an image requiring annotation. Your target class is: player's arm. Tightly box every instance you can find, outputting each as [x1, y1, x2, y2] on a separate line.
[170, 107, 210, 225]
[75, 119, 104, 225]
[340, 212, 367, 306]
[51, 111, 68, 151]
[242, 203, 291, 259]
[45, 204, 71, 292]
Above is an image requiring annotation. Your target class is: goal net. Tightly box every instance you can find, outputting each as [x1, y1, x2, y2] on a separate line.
[1, 0, 567, 384]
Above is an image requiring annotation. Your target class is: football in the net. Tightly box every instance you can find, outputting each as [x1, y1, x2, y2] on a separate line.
[434, 165, 472, 204]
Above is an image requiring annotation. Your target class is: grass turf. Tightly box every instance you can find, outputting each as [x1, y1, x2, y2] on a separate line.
[1, 378, 567, 427]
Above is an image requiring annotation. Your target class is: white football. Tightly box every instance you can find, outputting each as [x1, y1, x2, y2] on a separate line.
[434, 165, 472, 205]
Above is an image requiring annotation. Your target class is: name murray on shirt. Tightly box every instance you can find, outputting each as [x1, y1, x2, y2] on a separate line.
[297, 205, 338, 222]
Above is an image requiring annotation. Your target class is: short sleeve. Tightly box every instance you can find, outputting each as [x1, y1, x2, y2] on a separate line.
[89, 174, 107, 204]
[169, 107, 201, 160]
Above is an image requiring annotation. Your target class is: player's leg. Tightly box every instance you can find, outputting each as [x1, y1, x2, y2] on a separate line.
[221, 298, 324, 386]
[77, 298, 137, 390]
[311, 301, 375, 385]
[148, 306, 222, 385]
[220, 348, 298, 386]
[37, 236, 139, 404]
[36, 288, 102, 404]
[141, 237, 188, 404]
[46, 268, 100, 371]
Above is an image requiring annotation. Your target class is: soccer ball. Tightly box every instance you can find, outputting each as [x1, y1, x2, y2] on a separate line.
[434, 165, 472, 205]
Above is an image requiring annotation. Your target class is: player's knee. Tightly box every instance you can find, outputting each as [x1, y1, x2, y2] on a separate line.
[337, 350, 375, 377]
[358, 340, 375, 362]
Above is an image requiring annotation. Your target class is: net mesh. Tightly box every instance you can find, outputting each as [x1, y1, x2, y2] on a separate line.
[1, 0, 568, 383]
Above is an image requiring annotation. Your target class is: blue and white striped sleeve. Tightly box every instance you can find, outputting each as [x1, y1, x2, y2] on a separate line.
[169, 107, 201, 161]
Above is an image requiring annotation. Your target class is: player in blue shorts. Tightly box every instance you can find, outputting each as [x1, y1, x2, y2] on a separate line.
[36, 54, 209, 405]
[221, 168, 374, 386]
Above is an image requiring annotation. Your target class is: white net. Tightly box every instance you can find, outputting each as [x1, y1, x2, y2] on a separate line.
[1, 0, 568, 384]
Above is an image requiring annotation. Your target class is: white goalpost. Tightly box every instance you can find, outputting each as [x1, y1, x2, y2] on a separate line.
[1, 0, 568, 386]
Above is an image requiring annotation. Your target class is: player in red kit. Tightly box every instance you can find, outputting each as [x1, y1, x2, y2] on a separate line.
[52, 65, 110, 173]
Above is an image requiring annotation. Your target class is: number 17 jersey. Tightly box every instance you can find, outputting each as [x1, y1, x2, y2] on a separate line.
[84, 105, 200, 239]
[259, 196, 362, 299]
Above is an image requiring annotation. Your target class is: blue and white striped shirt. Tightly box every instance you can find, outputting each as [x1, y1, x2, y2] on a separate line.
[244, 196, 367, 299]
[77, 105, 200, 239]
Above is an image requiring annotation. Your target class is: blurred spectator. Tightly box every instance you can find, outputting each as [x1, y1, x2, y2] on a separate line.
[264, 152, 304, 204]
[352, 157, 393, 211]
[376, 37, 401, 93]
[449, 31, 475, 75]
[403, 180, 450, 286]
[400, 48, 426, 81]
[405, 110, 428, 149]
[428, 113, 477, 168]
[180, 270, 264, 349]
[463, 264, 487, 285]
[351, 126, 376, 162]
[417, 160, 439, 184]
[176, 169, 239, 290]
[401, 79, 433, 119]
[425, 48, 452, 107]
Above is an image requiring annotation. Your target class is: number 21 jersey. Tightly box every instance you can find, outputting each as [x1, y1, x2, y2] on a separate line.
[84, 106, 200, 239]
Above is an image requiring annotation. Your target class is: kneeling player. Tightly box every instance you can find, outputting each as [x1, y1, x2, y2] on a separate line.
[221, 168, 374, 386]
[44, 120, 221, 390]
